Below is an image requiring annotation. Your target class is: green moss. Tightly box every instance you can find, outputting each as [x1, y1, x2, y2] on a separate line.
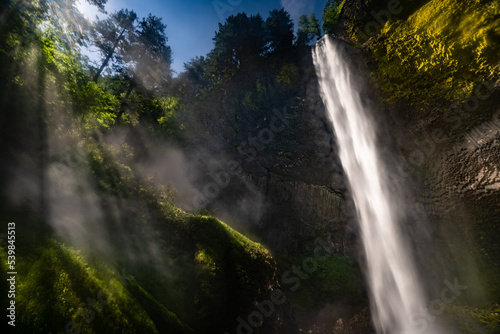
[125, 278, 194, 334]
[0, 239, 160, 334]
[187, 214, 275, 293]
[444, 303, 500, 334]
[316, 255, 363, 296]
[370, 0, 500, 105]
[279, 254, 363, 312]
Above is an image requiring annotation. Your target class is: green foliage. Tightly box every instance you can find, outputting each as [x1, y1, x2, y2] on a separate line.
[125, 13, 173, 89]
[3, 2, 179, 136]
[181, 215, 276, 331]
[316, 255, 362, 296]
[212, 13, 266, 72]
[156, 96, 180, 127]
[0, 3, 134, 134]
[91, 8, 172, 92]
[322, 0, 345, 35]
[91, 8, 138, 81]
[86, 0, 108, 12]
[297, 13, 323, 45]
[179, 56, 212, 98]
[265, 8, 295, 52]
[78, 81, 119, 128]
[86, 143, 135, 196]
[277, 63, 299, 87]
[0, 2, 363, 333]
[209, 8, 297, 83]
[370, 0, 500, 105]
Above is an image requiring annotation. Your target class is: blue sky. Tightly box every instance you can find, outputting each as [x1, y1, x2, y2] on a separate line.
[77, 0, 326, 75]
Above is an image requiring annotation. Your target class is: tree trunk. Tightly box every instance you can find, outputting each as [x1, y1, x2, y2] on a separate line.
[93, 27, 127, 82]
[38, 51, 48, 224]
[117, 81, 135, 122]
[93, 52, 113, 82]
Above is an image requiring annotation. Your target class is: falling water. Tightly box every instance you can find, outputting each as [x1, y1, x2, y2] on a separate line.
[312, 36, 433, 334]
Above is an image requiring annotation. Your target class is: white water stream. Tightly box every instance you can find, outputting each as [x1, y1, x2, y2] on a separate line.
[312, 36, 434, 334]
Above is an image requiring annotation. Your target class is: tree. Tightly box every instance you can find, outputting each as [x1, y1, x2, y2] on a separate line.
[297, 14, 311, 45]
[125, 14, 173, 91]
[118, 14, 173, 119]
[323, 0, 344, 35]
[264, 8, 294, 53]
[182, 56, 211, 96]
[297, 13, 322, 45]
[309, 14, 322, 39]
[86, 0, 107, 12]
[184, 56, 209, 84]
[91, 9, 137, 81]
[212, 13, 266, 73]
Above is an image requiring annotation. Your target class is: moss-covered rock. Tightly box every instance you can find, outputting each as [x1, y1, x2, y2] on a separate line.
[278, 254, 363, 312]
[444, 303, 500, 334]
[0, 135, 283, 333]
[0, 239, 164, 334]
[370, 0, 500, 105]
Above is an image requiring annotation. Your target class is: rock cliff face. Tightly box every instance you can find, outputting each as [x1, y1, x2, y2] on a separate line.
[243, 173, 349, 254]
[390, 89, 500, 303]
[377, 83, 500, 334]
[180, 48, 355, 257]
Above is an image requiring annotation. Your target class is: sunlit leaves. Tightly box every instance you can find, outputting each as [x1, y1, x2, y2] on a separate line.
[78, 81, 118, 128]
[322, 0, 345, 35]
[157, 96, 180, 126]
[297, 13, 322, 45]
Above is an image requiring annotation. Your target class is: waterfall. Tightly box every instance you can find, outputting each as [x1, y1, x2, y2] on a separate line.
[312, 36, 435, 334]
